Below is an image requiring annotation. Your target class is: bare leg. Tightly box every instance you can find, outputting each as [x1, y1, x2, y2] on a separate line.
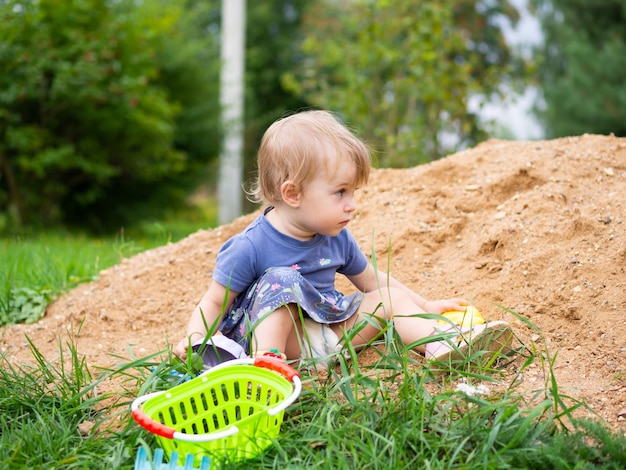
[249, 303, 305, 360]
[336, 287, 437, 352]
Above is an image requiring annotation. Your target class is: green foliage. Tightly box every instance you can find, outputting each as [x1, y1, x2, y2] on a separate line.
[0, 337, 143, 468]
[0, 0, 219, 232]
[153, 0, 221, 161]
[283, 0, 522, 166]
[135, 321, 623, 469]
[169, 351, 204, 377]
[513, 418, 626, 469]
[244, 1, 311, 133]
[0, 287, 54, 325]
[2, 308, 626, 468]
[0, 230, 159, 327]
[531, 0, 626, 138]
[0, 198, 215, 327]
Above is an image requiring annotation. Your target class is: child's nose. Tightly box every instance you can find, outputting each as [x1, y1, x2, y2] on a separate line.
[345, 197, 356, 212]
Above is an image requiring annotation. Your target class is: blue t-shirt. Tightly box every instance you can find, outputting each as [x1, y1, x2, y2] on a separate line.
[213, 211, 368, 294]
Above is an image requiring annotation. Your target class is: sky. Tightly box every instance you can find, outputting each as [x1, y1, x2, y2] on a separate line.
[472, 0, 545, 140]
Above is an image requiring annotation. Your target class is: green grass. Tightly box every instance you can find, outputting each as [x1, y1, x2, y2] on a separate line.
[0, 334, 147, 468]
[2, 323, 625, 469]
[0, 230, 169, 327]
[2, 221, 625, 468]
[0, 203, 216, 327]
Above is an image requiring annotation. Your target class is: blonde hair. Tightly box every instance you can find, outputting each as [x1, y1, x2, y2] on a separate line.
[247, 110, 371, 206]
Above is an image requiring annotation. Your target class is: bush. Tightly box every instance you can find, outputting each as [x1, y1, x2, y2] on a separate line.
[0, 0, 220, 232]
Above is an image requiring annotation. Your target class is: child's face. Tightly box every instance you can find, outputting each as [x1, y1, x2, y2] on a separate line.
[295, 156, 359, 237]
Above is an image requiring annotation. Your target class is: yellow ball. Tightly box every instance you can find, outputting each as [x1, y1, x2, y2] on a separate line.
[440, 306, 485, 328]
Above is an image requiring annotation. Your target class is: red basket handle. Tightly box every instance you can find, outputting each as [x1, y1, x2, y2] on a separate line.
[131, 408, 175, 439]
[131, 391, 175, 439]
[131, 391, 240, 443]
[253, 355, 300, 382]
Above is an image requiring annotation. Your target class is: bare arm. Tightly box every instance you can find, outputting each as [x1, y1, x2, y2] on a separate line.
[348, 263, 468, 314]
[173, 281, 239, 359]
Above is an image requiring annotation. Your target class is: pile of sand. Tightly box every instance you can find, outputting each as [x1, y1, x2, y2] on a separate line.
[2, 134, 624, 427]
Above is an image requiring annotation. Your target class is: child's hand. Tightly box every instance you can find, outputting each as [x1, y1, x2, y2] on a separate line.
[423, 298, 469, 315]
[173, 340, 189, 360]
[173, 332, 204, 360]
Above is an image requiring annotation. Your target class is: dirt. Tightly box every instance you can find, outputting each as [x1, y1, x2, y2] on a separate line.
[2, 134, 625, 430]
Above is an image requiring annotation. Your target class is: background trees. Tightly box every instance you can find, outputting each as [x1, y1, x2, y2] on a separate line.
[283, 0, 521, 166]
[531, 0, 626, 138]
[0, 0, 220, 232]
[3, 0, 623, 233]
[0, 0, 312, 231]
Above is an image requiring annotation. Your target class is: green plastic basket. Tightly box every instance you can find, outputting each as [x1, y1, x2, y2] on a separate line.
[132, 356, 301, 465]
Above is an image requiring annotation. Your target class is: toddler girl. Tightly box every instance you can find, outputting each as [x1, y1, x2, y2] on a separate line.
[174, 110, 512, 366]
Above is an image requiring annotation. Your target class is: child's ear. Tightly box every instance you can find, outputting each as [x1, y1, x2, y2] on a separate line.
[280, 180, 301, 207]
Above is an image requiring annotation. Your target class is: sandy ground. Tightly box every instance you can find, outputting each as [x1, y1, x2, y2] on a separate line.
[2, 134, 625, 430]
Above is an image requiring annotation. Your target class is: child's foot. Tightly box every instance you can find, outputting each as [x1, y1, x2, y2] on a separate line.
[425, 320, 514, 363]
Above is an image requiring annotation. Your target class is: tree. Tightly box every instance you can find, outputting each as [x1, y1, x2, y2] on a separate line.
[283, 0, 521, 166]
[0, 0, 220, 232]
[533, 0, 626, 137]
[531, 0, 626, 138]
[243, 1, 311, 134]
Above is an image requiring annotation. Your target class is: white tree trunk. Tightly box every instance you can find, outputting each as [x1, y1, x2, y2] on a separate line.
[218, 0, 246, 224]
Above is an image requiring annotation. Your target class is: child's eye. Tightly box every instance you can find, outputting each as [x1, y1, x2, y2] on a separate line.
[336, 189, 346, 196]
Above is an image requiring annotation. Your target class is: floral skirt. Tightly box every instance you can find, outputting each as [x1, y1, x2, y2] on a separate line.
[219, 267, 364, 353]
